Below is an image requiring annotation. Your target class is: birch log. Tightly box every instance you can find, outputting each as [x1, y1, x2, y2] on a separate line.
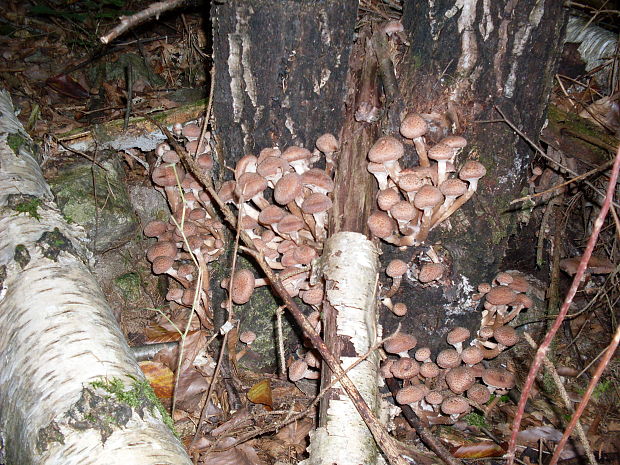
[303, 232, 384, 465]
[0, 90, 192, 465]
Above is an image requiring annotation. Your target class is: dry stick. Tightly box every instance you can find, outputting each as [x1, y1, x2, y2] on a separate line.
[150, 119, 413, 465]
[212, 327, 403, 453]
[505, 144, 620, 465]
[511, 158, 615, 206]
[100, 0, 187, 44]
[523, 333, 598, 465]
[384, 377, 463, 465]
[549, 323, 620, 465]
[494, 106, 620, 210]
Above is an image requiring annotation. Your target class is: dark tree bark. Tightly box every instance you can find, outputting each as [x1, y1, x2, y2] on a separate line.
[211, 0, 358, 160]
[378, 1, 567, 349]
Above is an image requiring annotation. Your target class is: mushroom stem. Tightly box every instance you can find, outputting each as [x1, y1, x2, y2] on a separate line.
[413, 137, 430, 168]
[429, 188, 475, 229]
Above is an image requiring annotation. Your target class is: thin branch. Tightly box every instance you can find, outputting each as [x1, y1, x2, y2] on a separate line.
[523, 333, 597, 465]
[100, 0, 187, 44]
[506, 144, 620, 465]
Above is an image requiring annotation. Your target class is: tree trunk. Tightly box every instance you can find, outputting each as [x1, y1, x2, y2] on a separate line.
[379, 1, 567, 349]
[0, 91, 191, 465]
[211, 0, 357, 158]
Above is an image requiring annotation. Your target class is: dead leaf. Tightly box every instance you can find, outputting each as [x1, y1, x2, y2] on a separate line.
[46, 74, 89, 99]
[199, 437, 265, 465]
[451, 441, 506, 458]
[139, 360, 174, 399]
[247, 379, 273, 410]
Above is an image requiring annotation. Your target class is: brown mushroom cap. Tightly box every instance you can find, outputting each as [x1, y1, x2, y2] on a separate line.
[459, 160, 487, 183]
[152, 256, 175, 275]
[482, 367, 515, 390]
[391, 357, 420, 379]
[368, 136, 405, 163]
[419, 361, 440, 378]
[436, 349, 461, 369]
[390, 201, 417, 223]
[274, 172, 303, 205]
[301, 168, 335, 193]
[301, 192, 332, 214]
[152, 164, 183, 187]
[424, 391, 442, 407]
[400, 113, 428, 139]
[467, 383, 491, 404]
[147, 241, 177, 262]
[461, 345, 484, 365]
[493, 326, 519, 347]
[367, 211, 396, 239]
[447, 327, 471, 346]
[392, 302, 408, 316]
[315, 133, 339, 154]
[236, 172, 267, 201]
[144, 220, 168, 238]
[414, 185, 444, 211]
[439, 178, 468, 197]
[386, 259, 408, 278]
[282, 146, 312, 164]
[428, 143, 455, 162]
[441, 396, 470, 415]
[239, 330, 256, 344]
[446, 366, 475, 394]
[377, 188, 401, 211]
[230, 268, 256, 305]
[478, 282, 492, 294]
[415, 347, 432, 362]
[485, 285, 517, 306]
[384, 332, 417, 355]
[289, 359, 309, 382]
[494, 272, 514, 286]
[396, 384, 429, 405]
[258, 204, 287, 226]
[440, 135, 467, 149]
[418, 263, 445, 283]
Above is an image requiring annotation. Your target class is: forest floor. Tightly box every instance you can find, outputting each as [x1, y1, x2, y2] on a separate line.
[0, 1, 619, 464]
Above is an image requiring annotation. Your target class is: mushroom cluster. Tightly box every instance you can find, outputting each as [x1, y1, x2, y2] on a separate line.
[217, 133, 339, 305]
[367, 113, 486, 247]
[383, 326, 517, 425]
[144, 122, 225, 307]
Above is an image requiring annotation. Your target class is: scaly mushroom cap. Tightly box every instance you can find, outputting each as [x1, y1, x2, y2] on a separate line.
[414, 185, 444, 211]
[391, 357, 420, 379]
[239, 330, 256, 344]
[152, 256, 174, 275]
[147, 241, 177, 262]
[494, 272, 514, 285]
[315, 133, 339, 153]
[428, 143, 454, 163]
[419, 361, 440, 378]
[436, 349, 461, 369]
[144, 220, 168, 238]
[278, 214, 305, 234]
[439, 178, 467, 197]
[368, 136, 405, 163]
[396, 384, 429, 405]
[461, 345, 484, 365]
[459, 160, 487, 183]
[478, 282, 492, 294]
[301, 168, 335, 193]
[289, 359, 309, 382]
[377, 188, 401, 211]
[400, 113, 428, 139]
[152, 164, 183, 187]
[467, 383, 491, 404]
[301, 192, 332, 214]
[390, 201, 417, 223]
[384, 332, 417, 355]
[447, 327, 471, 346]
[367, 211, 396, 239]
[440, 135, 467, 149]
[257, 155, 287, 179]
[236, 172, 267, 201]
[418, 263, 444, 283]
[386, 259, 408, 278]
[493, 325, 519, 347]
[415, 347, 432, 362]
[482, 367, 515, 390]
[441, 396, 470, 415]
[392, 302, 408, 316]
[230, 268, 256, 305]
[282, 146, 312, 164]
[274, 172, 303, 205]
[258, 205, 286, 227]
[446, 366, 475, 394]
[485, 285, 517, 306]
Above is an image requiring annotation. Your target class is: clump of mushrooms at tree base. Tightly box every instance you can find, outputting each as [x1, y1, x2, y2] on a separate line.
[142, 112, 530, 425]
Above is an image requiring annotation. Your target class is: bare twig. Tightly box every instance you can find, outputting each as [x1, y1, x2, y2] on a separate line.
[149, 118, 414, 465]
[100, 0, 187, 44]
[506, 144, 620, 465]
[523, 333, 597, 465]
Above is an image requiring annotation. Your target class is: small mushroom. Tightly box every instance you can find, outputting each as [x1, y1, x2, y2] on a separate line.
[384, 259, 408, 298]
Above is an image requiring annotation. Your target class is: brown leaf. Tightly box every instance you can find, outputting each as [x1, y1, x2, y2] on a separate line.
[451, 441, 506, 458]
[247, 379, 273, 410]
[273, 418, 313, 450]
[174, 367, 210, 412]
[139, 360, 174, 399]
[46, 74, 89, 99]
[199, 437, 265, 465]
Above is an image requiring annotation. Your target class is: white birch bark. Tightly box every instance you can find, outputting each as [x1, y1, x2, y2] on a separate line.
[0, 90, 192, 465]
[303, 232, 385, 465]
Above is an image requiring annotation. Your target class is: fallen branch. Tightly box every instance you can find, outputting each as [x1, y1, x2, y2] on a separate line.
[506, 144, 620, 465]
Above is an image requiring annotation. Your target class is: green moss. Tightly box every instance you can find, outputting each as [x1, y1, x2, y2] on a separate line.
[463, 412, 487, 428]
[90, 377, 176, 435]
[114, 272, 142, 301]
[9, 195, 42, 221]
[36, 227, 77, 261]
[6, 133, 28, 153]
[13, 244, 31, 268]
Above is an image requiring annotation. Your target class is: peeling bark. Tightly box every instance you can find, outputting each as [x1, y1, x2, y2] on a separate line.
[0, 91, 191, 465]
[303, 232, 382, 465]
[211, 0, 357, 158]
